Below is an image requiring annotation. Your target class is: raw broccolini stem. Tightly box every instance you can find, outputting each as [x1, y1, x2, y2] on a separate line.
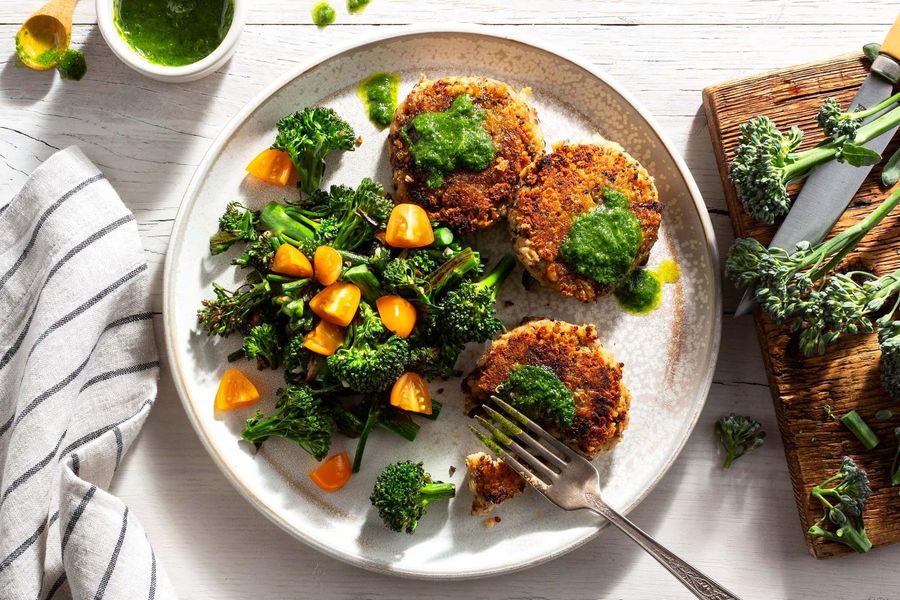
[852, 103, 900, 144]
[849, 91, 900, 121]
[840, 410, 880, 450]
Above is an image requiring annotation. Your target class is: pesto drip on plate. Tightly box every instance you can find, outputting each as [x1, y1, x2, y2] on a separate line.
[559, 188, 643, 287]
[401, 94, 495, 189]
[615, 258, 681, 314]
[115, 0, 234, 67]
[357, 72, 399, 128]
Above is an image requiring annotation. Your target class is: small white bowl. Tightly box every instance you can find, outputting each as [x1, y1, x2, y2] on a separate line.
[95, 0, 247, 82]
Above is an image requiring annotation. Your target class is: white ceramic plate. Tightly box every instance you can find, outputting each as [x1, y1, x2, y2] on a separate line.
[163, 27, 720, 579]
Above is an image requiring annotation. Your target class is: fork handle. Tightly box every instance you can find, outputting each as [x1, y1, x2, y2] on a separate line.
[584, 494, 740, 600]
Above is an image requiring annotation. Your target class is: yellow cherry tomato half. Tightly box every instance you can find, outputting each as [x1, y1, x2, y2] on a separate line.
[314, 246, 343, 286]
[309, 451, 352, 492]
[385, 203, 435, 248]
[302, 319, 346, 356]
[214, 368, 260, 412]
[309, 282, 361, 327]
[245, 148, 294, 186]
[390, 372, 432, 415]
[376, 295, 417, 338]
[271, 243, 314, 278]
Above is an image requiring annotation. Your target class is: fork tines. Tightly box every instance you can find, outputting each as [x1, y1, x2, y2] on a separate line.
[468, 395, 575, 491]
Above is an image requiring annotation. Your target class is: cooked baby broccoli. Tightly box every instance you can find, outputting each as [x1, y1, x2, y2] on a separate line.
[370, 461, 455, 533]
[729, 104, 900, 223]
[808, 456, 872, 553]
[197, 280, 271, 337]
[241, 385, 337, 460]
[327, 302, 409, 393]
[231, 323, 282, 370]
[726, 188, 900, 356]
[440, 255, 515, 344]
[210, 202, 258, 255]
[272, 107, 356, 195]
[714, 414, 765, 468]
[233, 230, 278, 272]
[259, 202, 321, 250]
[407, 342, 462, 380]
[816, 92, 900, 138]
[498, 364, 575, 429]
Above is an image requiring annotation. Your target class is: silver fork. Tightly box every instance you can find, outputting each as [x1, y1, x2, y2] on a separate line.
[470, 396, 740, 600]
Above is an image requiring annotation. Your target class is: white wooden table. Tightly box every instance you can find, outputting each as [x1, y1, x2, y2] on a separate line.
[3, 2, 900, 598]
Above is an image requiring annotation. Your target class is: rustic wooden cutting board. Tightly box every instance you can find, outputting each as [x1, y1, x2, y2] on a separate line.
[703, 52, 900, 558]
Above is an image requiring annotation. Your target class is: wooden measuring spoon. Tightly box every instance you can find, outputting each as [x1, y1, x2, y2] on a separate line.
[15, 0, 77, 70]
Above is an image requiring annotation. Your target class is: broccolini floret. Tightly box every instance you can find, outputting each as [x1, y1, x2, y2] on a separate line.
[235, 323, 282, 370]
[808, 456, 872, 554]
[816, 92, 900, 138]
[440, 255, 515, 344]
[272, 106, 357, 195]
[714, 414, 765, 468]
[241, 385, 337, 460]
[370, 461, 455, 533]
[197, 280, 271, 337]
[879, 322, 900, 403]
[210, 202, 258, 255]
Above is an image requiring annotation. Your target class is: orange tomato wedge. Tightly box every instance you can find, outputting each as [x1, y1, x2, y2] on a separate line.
[385, 204, 434, 248]
[309, 451, 352, 492]
[246, 148, 294, 186]
[376, 295, 417, 338]
[214, 368, 261, 411]
[303, 319, 346, 356]
[390, 372, 432, 415]
[309, 282, 361, 327]
[314, 246, 343, 286]
[271, 243, 314, 278]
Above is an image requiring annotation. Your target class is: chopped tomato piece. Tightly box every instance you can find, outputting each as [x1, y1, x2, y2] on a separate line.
[271, 243, 314, 278]
[385, 204, 434, 248]
[309, 282, 361, 327]
[245, 148, 294, 186]
[214, 368, 260, 411]
[309, 451, 352, 492]
[390, 372, 432, 415]
[314, 246, 343, 286]
[303, 319, 346, 356]
[376, 295, 417, 338]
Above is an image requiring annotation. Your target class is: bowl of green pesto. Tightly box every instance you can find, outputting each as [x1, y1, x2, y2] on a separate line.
[96, 0, 247, 82]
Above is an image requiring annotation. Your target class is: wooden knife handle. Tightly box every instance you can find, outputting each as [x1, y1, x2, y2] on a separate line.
[881, 14, 900, 61]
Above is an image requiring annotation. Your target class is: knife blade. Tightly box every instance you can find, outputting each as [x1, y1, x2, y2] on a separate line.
[734, 28, 900, 317]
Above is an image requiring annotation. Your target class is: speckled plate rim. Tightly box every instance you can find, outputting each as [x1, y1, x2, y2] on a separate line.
[163, 25, 722, 580]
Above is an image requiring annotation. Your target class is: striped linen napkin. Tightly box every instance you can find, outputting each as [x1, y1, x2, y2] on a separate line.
[0, 147, 175, 599]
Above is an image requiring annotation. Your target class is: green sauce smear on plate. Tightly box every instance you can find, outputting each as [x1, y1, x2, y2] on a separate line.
[614, 259, 681, 314]
[357, 71, 399, 128]
[114, 0, 234, 67]
[401, 94, 495, 189]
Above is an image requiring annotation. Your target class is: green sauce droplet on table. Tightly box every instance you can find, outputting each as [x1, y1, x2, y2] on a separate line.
[312, 2, 336, 27]
[114, 0, 234, 67]
[401, 94, 495, 189]
[614, 258, 681, 314]
[347, 0, 372, 13]
[57, 49, 87, 81]
[560, 188, 643, 287]
[357, 71, 398, 128]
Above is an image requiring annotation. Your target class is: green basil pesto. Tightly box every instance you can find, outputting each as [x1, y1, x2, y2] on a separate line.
[114, 0, 233, 67]
[614, 258, 681, 314]
[357, 72, 399, 128]
[402, 94, 495, 189]
[348, 0, 372, 13]
[498, 364, 575, 429]
[560, 187, 643, 287]
[312, 2, 336, 27]
[57, 49, 87, 81]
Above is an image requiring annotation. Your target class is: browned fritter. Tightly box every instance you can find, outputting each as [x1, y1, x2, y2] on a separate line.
[462, 319, 630, 459]
[466, 452, 526, 515]
[509, 141, 663, 302]
[389, 76, 544, 231]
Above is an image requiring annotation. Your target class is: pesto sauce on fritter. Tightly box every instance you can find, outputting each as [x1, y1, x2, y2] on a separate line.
[498, 364, 575, 429]
[560, 187, 642, 287]
[401, 94, 495, 189]
[357, 71, 399, 128]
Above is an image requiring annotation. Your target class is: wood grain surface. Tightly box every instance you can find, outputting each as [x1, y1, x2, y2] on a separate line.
[3, 1, 900, 598]
[703, 53, 900, 558]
